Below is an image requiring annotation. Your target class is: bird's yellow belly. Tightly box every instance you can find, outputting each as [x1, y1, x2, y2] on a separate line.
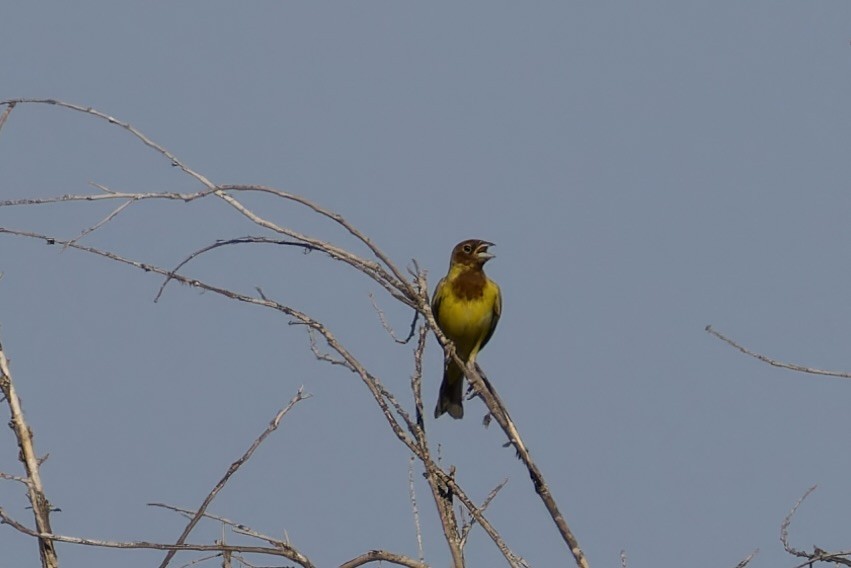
[437, 298, 494, 359]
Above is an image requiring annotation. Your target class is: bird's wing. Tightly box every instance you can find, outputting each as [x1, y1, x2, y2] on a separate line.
[431, 277, 447, 322]
[479, 282, 501, 350]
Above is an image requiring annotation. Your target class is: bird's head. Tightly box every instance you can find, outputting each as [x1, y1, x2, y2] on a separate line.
[450, 239, 495, 268]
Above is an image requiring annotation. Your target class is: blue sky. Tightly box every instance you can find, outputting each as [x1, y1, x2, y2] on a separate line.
[2, 2, 851, 567]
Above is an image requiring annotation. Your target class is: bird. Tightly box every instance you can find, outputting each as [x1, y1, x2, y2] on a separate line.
[431, 239, 501, 419]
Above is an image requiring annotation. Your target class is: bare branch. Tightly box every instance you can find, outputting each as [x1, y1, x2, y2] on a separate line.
[338, 550, 429, 568]
[0, 337, 59, 568]
[0, 98, 217, 190]
[781, 485, 818, 558]
[460, 478, 509, 544]
[430, 346, 585, 568]
[0, 507, 310, 564]
[211, 187, 415, 308]
[304, 326, 352, 368]
[791, 551, 851, 568]
[733, 549, 758, 568]
[369, 293, 418, 344]
[2, 219, 533, 568]
[1, 100, 587, 568]
[706, 325, 851, 378]
[64, 198, 134, 249]
[0, 470, 30, 485]
[149, 503, 295, 551]
[0, 100, 418, 310]
[158, 389, 311, 568]
[2, 101, 419, 314]
[407, 457, 425, 562]
[155, 237, 319, 302]
[777, 486, 851, 568]
[0, 101, 16, 134]
[411, 326, 428, 435]
[218, 184, 417, 301]
[0, 189, 209, 208]
[0, 227, 320, 325]
[434, 468, 527, 568]
[0, 187, 416, 309]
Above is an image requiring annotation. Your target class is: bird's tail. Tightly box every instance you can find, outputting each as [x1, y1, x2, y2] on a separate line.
[434, 362, 464, 419]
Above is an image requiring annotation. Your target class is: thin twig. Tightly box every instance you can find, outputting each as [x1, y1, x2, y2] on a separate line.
[0, 98, 217, 190]
[460, 477, 509, 544]
[706, 325, 851, 378]
[369, 293, 418, 344]
[218, 184, 417, 301]
[781, 485, 817, 557]
[157, 389, 311, 568]
[0, 99, 412, 299]
[155, 237, 318, 302]
[1, 100, 417, 309]
[305, 327, 350, 367]
[435, 468, 527, 568]
[0, 189, 209, 207]
[338, 550, 429, 568]
[791, 551, 851, 568]
[407, 457, 425, 562]
[0, 470, 30, 485]
[411, 325, 428, 434]
[149, 503, 286, 548]
[0, 507, 308, 562]
[733, 549, 758, 568]
[0, 101, 16, 134]
[64, 198, 134, 249]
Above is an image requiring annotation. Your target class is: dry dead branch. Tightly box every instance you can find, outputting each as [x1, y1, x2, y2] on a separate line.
[706, 325, 851, 379]
[0, 98, 585, 568]
[0, 339, 60, 568]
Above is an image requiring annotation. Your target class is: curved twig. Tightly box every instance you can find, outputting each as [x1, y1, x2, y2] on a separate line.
[218, 185, 417, 300]
[338, 550, 429, 568]
[706, 325, 851, 378]
[154, 237, 320, 302]
[781, 485, 817, 558]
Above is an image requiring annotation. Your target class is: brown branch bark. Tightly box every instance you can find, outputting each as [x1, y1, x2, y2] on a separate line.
[0, 339, 60, 568]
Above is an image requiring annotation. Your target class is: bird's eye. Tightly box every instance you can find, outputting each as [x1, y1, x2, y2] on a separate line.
[462, 244, 473, 253]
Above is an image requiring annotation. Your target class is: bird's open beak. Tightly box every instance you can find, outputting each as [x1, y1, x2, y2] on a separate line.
[477, 242, 495, 262]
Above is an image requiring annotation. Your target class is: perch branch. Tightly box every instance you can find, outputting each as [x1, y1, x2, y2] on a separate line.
[1, 99, 586, 568]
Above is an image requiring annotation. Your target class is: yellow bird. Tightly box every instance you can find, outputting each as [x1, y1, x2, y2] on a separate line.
[432, 239, 502, 419]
